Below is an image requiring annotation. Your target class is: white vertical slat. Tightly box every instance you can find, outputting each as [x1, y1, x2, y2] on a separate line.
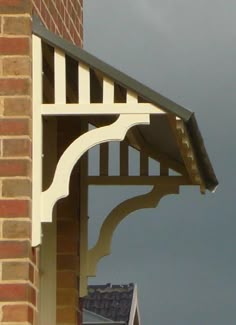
[160, 163, 169, 176]
[103, 77, 114, 103]
[55, 49, 66, 103]
[123, 90, 138, 176]
[100, 77, 114, 175]
[79, 121, 89, 297]
[100, 143, 109, 176]
[120, 141, 129, 176]
[32, 35, 43, 247]
[40, 120, 57, 325]
[79, 62, 90, 103]
[127, 89, 138, 103]
[140, 151, 149, 176]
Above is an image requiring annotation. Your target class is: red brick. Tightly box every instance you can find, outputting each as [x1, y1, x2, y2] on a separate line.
[0, 159, 30, 176]
[0, 0, 31, 14]
[0, 241, 30, 259]
[0, 38, 30, 55]
[0, 283, 35, 303]
[0, 78, 30, 96]
[3, 138, 31, 157]
[0, 119, 29, 135]
[4, 97, 31, 116]
[2, 304, 33, 323]
[0, 200, 29, 218]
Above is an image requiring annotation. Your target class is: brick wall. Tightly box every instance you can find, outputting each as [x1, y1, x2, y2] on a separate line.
[0, 1, 39, 324]
[32, 0, 83, 46]
[0, 0, 84, 324]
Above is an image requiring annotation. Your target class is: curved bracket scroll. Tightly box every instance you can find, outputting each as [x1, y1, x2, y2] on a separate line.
[87, 184, 179, 276]
[41, 114, 150, 222]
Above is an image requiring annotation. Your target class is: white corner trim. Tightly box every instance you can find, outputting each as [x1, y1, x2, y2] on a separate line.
[32, 35, 43, 247]
[129, 284, 138, 325]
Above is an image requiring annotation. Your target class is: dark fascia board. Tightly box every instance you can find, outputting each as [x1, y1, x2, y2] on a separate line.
[32, 15, 218, 192]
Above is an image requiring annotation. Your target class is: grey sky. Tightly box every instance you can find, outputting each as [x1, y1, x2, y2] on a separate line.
[84, 1, 236, 324]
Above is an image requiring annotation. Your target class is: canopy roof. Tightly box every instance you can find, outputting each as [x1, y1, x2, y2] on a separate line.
[32, 15, 218, 192]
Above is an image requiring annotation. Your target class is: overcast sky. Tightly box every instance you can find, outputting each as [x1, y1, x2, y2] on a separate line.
[83, 1, 236, 324]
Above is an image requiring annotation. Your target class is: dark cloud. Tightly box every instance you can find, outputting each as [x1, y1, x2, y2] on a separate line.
[84, 1, 236, 324]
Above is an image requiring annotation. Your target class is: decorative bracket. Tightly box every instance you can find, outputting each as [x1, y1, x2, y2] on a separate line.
[79, 184, 179, 296]
[42, 114, 150, 223]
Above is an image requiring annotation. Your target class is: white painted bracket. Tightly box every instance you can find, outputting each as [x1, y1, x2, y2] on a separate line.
[42, 113, 150, 224]
[79, 184, 180, 296]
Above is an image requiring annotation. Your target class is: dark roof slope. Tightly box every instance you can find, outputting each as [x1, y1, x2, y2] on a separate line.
[32, 15, 218, 192]
[83, 284, 134, 324]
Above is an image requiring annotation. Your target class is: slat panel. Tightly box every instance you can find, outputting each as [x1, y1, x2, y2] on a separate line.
[32, 35, 43, 247]
[79, 62, 90, 103]
[103, 77, 114, 103]
[54, 48, 66, 103]
[120, 141, 129, 176]
[140, 151, 149, 176]
[100, 143, 109, 176]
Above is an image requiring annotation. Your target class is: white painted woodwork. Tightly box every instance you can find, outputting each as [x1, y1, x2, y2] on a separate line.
[160, 163, 169, 176]
[100, 143, 109, 176]
[41, 103, 164, 115]
[79, 62, 90, 103]
[39, 221, 56, 325]
[87, 184, 179, 276]
[127, 89, 138, 103]
[41, 114, 150, 223]
[79, 121, 89, 297]
[39, 119, 57, 325]
[120, 141, 129, 176]
[129, 285, 141, 325]
[32, 35, 43, 247]
[140, 151, 149, 176]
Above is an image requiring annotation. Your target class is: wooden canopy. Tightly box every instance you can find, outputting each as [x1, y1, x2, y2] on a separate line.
[32, 16, 218, 296]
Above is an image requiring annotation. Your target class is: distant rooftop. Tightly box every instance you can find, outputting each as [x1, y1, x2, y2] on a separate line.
[83, 284, 135, 325]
